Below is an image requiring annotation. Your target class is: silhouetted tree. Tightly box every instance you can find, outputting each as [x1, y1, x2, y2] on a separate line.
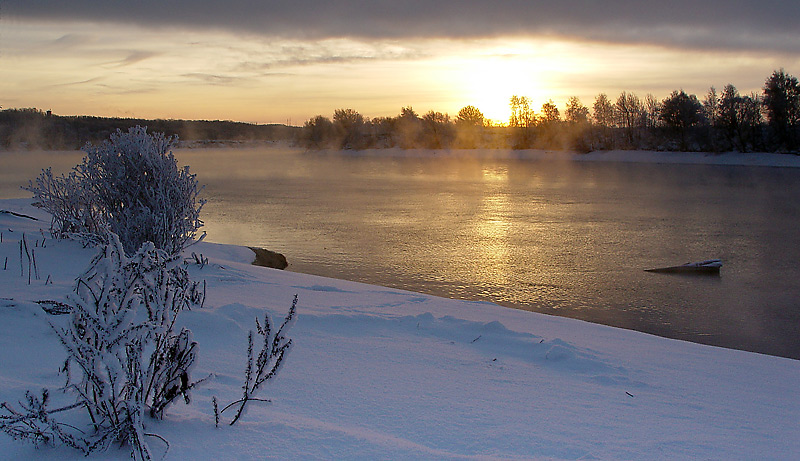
[302, 115, 336, 148]
[540, 100, 560, 123]
[565, 97, 589, 125]
[395, 106, 422, 148]
[718, 84, 741, 151]
[660, 90, 703, 151]
[538, 100, 562, 148]
[739, 92, 765, 152]
[703, 87, 720, 126]
[333, 108, 366, 149]
[421, 111, 453, 149]
[642, 94, 661, 129]
[564, 97, 591, 152]
[763, 69, 800, 151]
[370, 116, 396, 148]
[615, 92, 643, 147]
[592, 93, 615, 149]
[455, 105, 485, 148]
[702, 87, 722, 151]
[509, 95, 536, 148]
[456, 105, 484, 126]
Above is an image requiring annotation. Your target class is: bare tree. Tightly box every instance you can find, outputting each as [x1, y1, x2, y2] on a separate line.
[643, 94, 661, 129]
[592, 93, 615, 149]
[540, 100, 560, 123]
[333, 108, 366, 149]
[421, 111, 453, 149]
[509, 96, 536, 148]
[302, 115, 336, 149]
[565, 97, 589, 125]
[564, 96, 591, 152]
[614, 92, 643, 147]
[703, 87, 721, 151]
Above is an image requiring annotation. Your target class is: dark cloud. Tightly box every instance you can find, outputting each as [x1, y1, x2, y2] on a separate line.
[8, 1, 800, 53]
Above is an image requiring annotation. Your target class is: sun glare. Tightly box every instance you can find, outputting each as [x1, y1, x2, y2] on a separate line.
[445, 42, 566, 124]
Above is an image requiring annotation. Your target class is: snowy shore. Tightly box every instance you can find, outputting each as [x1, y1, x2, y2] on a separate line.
[1, 197, 799, 459]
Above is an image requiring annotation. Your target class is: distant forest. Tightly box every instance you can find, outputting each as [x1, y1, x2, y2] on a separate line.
[4, 69, 798, 154]
[0, 110, 299, 150]
[300, 69, 800, 154]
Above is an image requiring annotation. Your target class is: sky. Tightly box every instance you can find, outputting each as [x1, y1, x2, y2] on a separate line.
[2, 1, 800, 124]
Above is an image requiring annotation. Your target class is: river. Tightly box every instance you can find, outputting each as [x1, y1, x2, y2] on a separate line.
[3, 146, 799, 359]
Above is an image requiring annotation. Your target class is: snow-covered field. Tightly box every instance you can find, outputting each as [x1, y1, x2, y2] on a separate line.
[1, 197, 799, 460]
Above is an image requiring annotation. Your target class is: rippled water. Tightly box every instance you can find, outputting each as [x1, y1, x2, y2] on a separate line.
[3, 147, 800, 359]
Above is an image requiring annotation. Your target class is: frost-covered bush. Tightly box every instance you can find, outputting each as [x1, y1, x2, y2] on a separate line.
[0, 234, 204, 460]
[25, 167, 102, 237]
[26, 126, 205, 256]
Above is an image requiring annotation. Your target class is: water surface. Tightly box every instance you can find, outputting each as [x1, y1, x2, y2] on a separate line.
[3, 147, 799, 359]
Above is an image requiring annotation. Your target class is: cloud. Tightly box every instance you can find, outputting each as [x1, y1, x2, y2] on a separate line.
[112, 50, 160, 67]
[9, 1, 800, 53]
[181, 72, 245, 86]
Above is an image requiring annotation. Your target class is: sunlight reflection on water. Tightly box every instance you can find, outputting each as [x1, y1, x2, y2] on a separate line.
[3, 146, 799, 359]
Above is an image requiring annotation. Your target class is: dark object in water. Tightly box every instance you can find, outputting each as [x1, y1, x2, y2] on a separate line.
[249, 247, 288, 270]
[645, 259, 722, 274]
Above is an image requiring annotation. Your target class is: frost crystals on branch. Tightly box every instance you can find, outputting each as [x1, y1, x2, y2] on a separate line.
[1, 233, 205, 460]
[25, 126, 205, 257]
[217, 295, 297, 426]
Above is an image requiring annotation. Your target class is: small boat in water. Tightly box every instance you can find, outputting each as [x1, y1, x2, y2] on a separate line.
[645, 259, 722, 274]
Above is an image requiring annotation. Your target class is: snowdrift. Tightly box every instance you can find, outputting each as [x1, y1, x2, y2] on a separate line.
[1, 198, 798, 459]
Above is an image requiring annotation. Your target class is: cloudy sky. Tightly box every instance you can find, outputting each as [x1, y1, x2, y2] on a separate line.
[3, 1, 799, 124]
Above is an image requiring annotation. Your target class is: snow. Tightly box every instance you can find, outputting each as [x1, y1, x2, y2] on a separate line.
[1, 197, 799, 460]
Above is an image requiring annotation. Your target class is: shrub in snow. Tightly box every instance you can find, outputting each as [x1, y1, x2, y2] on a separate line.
[1, 234, 204, 460]
[216, 295, 296, 426]
[1, 234, 297, 459]
[26, 126, 205, 256]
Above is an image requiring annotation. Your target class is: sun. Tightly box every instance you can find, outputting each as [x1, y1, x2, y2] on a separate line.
[449, 45, 556, 124]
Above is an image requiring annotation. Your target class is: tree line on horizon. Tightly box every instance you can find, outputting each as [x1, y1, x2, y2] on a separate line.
[3, 69, 797, 154]
[0, 110, 300, 150]
[300, 69, 800, 153]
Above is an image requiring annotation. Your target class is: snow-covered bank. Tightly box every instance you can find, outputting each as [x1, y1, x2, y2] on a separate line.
[1, 198, 799, 460]
[321, 147, 800, 168]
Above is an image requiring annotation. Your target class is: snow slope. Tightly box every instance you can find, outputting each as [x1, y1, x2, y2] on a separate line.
[1, 198, 798, 460]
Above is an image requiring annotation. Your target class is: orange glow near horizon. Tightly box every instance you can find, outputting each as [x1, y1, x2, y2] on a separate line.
[1, 20, 792, 126]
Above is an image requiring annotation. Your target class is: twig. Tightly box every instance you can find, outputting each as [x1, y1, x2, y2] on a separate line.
[35, 300, 72, 315]
[212, 397, 219, 428]
[0, 210, 39, 221]
[218, 295, 297, 426]
[32, 249, 40, 280]
[144, 432, 170, 460]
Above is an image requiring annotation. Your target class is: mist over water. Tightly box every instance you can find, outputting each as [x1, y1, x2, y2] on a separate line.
[3, 147, 799, 359]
